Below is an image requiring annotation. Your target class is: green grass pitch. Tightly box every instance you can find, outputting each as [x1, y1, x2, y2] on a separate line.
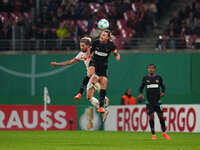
[0, 131, 199, 150]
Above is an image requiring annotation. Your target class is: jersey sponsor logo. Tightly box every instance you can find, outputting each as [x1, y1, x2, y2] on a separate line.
[156, 80, 159, 83]
[95, 51, 108, 57]
[147, 84, 159, 88]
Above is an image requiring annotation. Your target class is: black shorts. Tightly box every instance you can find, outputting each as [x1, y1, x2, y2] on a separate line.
[89, 59, 108, 77]
[146, 104, 163, 115]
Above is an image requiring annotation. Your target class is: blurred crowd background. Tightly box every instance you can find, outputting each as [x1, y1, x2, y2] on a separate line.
[0, 0, 199, 51]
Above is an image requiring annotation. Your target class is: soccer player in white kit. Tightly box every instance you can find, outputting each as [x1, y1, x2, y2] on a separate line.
[51, 37, 109, 121]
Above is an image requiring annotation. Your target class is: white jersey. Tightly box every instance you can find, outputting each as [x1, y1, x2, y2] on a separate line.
[75, 51, 91, 70]
[75, 51, 99, 90]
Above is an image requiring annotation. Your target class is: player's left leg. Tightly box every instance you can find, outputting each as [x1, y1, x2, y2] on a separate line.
[87, 87, 99, 108]
[87, 77, 109, 121]
[97, 76, 107, 113]
[94, 81, 109, 121]
[74, 66, 95, 99]
[157, 111, 170, 140]
[95, 82, 109, 108]
[86, 75, 100, 108]
[74, 76, 90, 99]
[149, 113, 156, 140]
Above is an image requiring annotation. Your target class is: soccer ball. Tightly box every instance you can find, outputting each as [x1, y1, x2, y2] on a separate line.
[97, 19, 109, 30]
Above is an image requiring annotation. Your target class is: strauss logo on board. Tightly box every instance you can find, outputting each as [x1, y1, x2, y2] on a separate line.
[0, 105, 77, 130]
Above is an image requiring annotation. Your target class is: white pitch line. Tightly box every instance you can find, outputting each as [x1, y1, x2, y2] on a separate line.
[31, 55, 36, 96]
[0, 59, 75, 96]
[0, 65, 73, 78]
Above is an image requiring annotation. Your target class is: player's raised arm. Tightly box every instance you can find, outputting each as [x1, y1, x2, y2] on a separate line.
[51, 58, 78, 67]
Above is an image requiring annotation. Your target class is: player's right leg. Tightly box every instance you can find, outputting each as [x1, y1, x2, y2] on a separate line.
[95, 82, 109, 108]
[149, 113, 156, 140]
[87, 80, 109, 122]
[86, 75, 100, 108]
[90, 79, 109, 121]
[87, 87, 99, 108]
[74, 66, 95, 99]
[74, 75, 90, 99]
[157, 111, 170, 140]
[147, 104, 156, 140]
[97, 76, 107, 113]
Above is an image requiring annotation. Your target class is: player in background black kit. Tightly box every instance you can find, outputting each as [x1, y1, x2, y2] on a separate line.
[90, 30, 120, 113]
[138, 64, 170, 140]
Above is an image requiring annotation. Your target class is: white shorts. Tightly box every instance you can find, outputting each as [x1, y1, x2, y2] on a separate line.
[87, 74, 99, 90]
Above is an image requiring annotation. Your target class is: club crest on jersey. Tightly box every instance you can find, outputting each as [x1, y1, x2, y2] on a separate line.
[146, 80, 150, 82]
[156, 80, 159, 83]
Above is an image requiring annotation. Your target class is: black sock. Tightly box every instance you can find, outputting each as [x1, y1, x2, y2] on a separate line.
[79, 76, 90, 94]
[159, 118, 166, 132]
[99, 89, 106, 107]
[149, 119, 155, 135]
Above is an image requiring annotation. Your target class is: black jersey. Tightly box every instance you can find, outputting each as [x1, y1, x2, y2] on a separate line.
[91, 39, 116, 64]
[139, 74, 165, 104]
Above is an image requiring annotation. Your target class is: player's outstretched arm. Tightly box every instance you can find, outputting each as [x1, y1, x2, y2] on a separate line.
[51, 58, 78, 67]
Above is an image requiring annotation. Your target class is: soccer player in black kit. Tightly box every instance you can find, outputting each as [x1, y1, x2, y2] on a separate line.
[90, 30, 120, 113]
[138, 64, 170, 140]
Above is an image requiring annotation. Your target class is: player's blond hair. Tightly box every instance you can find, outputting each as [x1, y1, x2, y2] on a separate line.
[81, 36, 92, 42]
[80, 37, 91, 46]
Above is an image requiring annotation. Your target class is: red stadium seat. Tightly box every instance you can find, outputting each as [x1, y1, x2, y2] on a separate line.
[131, 3, 137, 12]
[77, 20, 88, 33]
[104, 2, 113, 13]
[117, 19, 127, 30]
[89, 3, 100, 13]
[23, 12, 32, 19]
[135, 1, 143, 8]
[123, 10, 135, 21]
[121, 28, 133, 38]
[0, 12, 8, 23]
[10, 12, 22, 23]
[113, 35, 125, 49]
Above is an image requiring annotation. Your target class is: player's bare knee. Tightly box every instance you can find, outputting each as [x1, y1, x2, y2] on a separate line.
[100, 77, 107, 89]
[87, 88, 94, 100]
[88, 67, 95, 77]
[92, 77, 98, 85]
[87, 92, 92, 100]
[100, 82, 107, 89]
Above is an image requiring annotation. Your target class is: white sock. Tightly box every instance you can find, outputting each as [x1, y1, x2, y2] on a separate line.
[105, 96, 109, 101]
[104, 96, 109, 108]
[89, 97, 99, 108]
